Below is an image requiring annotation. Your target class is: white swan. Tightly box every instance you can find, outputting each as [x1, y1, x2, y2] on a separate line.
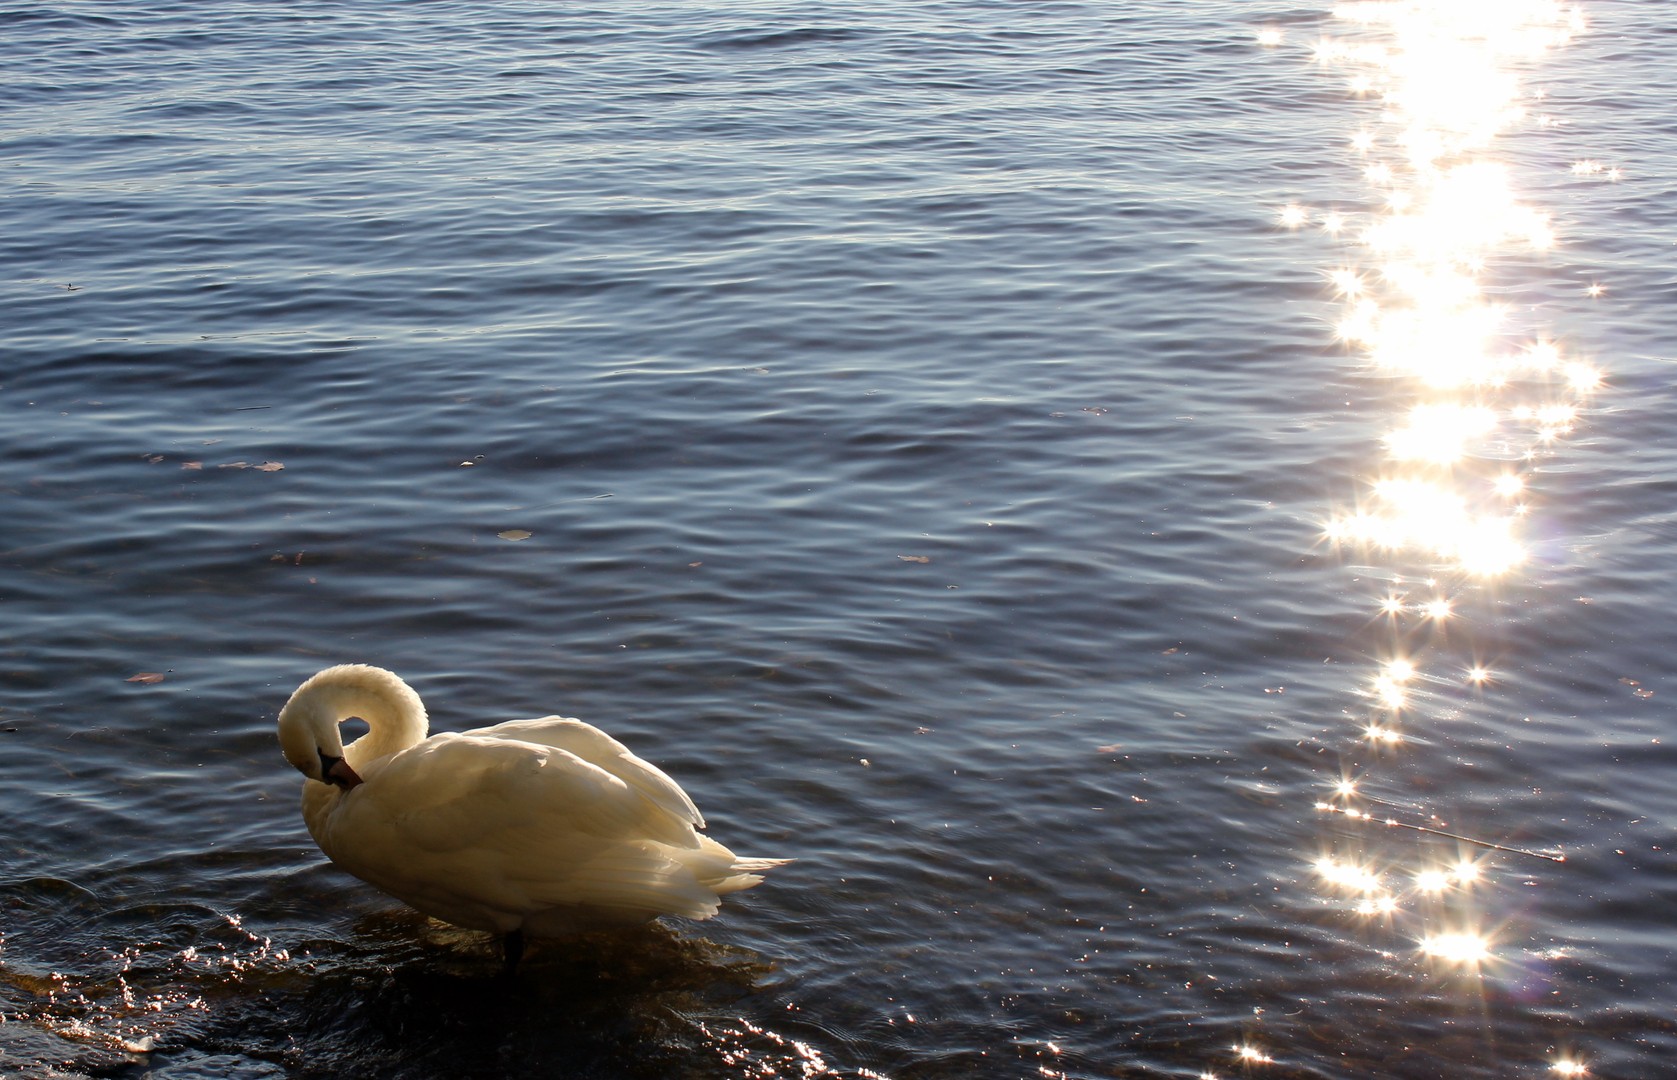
[276, 664, 787, 967]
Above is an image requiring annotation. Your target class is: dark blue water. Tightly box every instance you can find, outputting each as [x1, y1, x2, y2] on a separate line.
[3, 2, 1673, 1077]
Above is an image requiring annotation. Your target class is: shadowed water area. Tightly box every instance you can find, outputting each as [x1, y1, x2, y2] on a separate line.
[2, 1, 1674, 1077]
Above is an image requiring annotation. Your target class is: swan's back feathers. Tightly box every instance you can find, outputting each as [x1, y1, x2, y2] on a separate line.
[481, 716, 706, 828]
[365, 730, 701, 851]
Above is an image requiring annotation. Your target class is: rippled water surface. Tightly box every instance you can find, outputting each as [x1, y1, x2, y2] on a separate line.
[3, 1, 1675, 1077]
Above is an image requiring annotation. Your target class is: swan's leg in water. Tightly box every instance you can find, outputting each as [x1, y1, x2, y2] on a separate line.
[502, 928, 525, 975]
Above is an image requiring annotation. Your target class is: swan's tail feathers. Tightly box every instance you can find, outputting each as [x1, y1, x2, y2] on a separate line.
[732, 856, 794, 873]
[712, 856, 794, 895]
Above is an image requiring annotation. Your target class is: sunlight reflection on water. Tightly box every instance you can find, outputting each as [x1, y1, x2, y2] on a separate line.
[1281, 1, 1599, 1076]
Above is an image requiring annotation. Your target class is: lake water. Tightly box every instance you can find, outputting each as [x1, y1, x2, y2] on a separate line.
[3, 1, 1673, 1077]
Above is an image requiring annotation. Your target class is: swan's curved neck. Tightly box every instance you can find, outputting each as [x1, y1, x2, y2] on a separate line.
[288, 665, 429, 766]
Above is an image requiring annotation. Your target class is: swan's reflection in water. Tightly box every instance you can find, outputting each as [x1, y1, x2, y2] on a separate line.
[273, 913, 782, 1077]
[1273, 1, 1601, 1075]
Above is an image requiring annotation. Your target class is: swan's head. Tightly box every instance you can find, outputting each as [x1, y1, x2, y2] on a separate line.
[277, 664, 428, 790]
[277, 678, 365, 791]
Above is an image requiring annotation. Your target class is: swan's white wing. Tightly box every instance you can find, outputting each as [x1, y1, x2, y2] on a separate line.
[363, 732, 700, 851]
[478, 716, 707, 829]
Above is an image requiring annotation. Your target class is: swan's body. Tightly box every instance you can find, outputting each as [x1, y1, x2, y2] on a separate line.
[276, 664, 785, 952]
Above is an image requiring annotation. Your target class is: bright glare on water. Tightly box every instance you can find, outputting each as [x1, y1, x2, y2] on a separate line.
[1, 1, 1674, 1078]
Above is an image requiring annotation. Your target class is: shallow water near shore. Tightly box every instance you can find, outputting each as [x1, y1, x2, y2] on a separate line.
[3, 2, 1676, 1077]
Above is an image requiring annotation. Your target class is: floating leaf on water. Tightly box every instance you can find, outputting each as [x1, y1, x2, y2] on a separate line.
[126, 673, 166, 684]
[181, 461, 203, 470]
[255, 461, 284, 472]
[498, 529, 533, 541]
[219, 461, 249, 470]
[897, 555, 930, 564]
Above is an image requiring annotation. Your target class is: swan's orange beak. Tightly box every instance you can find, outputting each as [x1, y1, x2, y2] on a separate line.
[324, 756, 363, 790]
